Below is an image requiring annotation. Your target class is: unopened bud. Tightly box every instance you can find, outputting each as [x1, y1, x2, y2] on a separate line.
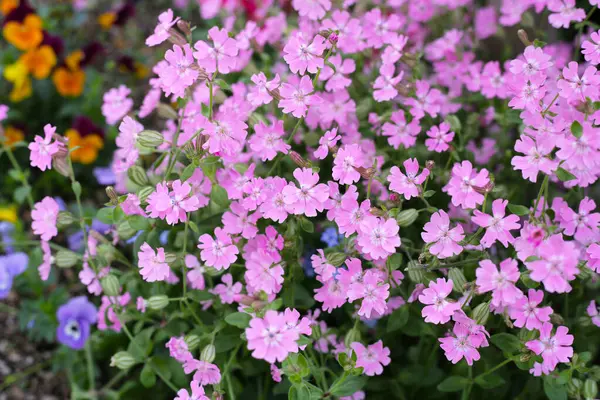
[164, 252, 177, 264]
[266, 88, 281, 101]
[57, 211, 77, 228]
[328, 32, 339, 44]
[519, 353, 531, 363]
[517, 29, 532, 47]
[101, 274, 121, 297]
[583, 379, 597, 399]
[354, 166, 375, 180]
[147, 295, 169, 310]
[53, 156, 71, 177]
[105, 186, 119, 205]
[289, 151, 311, 168]
[317, 29, 332, 39]
[128, 165, 149, 186]
[389, 193, 400, 203]
[425, 160, 435, 170]
[184, 334, 201, 350]
[406, 260, 425, 283]
[550, 313, 565, 326]
[369, 207, 387, 217]
[110, 351, 137, 370]
[176, 20, 192, 37]
[167, 29, 187, 46]
[448, 268, 467, 293]
[55, 249, 79, 268]
[137, 130, 164, 148]
[326, 252, 346, 267]
[157, 103, 179, 120]
[396, 209, 418, 227]
[137, 186, 155, 203]
[471, 301, 491, 325]
[201, 344, 216, 363]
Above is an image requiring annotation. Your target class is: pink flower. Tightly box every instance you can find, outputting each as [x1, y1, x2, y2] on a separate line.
[185, 254, 205, 290]
[347, 270, 390, 318]
[474, 6, 497, 40]
[102, 86, 133, 125]
[421, 210, 464, 259]
[314, 279, 347, 312]
[282, 168, 329, 217]
[283, 34, 326, 75]
[136, 297, 146, 313]
[476, 259, 522, 307]
[279, 76, 321, 118]
[29, 124, 61, 171]
[314, 127, 341, 159]
[311, 249, 336, 283]
[509, 289, 553, 330]
[248, 73, 280, 106]
[548, 0, 585, 28]
[511, 135, 557, 183]
[526, 234, 580, 293]
[472, 199, 521, 248]
[508, 74, 547, 111]
[79, 263, 109, 295]
[419, 278, 461, 324]
[373, 63, 403, 102]
[198, 227, 239, 270]
[97, 293, 130, 332]
[582, 31, 600, 65]
[203, 117, 248, 157]
[31, 197, 59, 241]
[587, 243, 600, 273]
[270, 364, 282, 382]
[587, 300, 600, 327]
[557, 62, 600, 101]
[193, 26, 239, 74]
[332, 144, 366, 185]
[480, 61, 507, 99]
[381, 111, 420, 150]
[388, 158, 429, 200]
[381, 33, 408, 65]
[249, 119, 290, 161]
[509, 46, 553, 77]
[559, 197, 600, 243]
[146, 8, 179, 46]
[121, 194, 145, 216]
[405, 80, 442, 120]
[439, 322, 483, 366]
[146, 180, 200, 225]
[425, 122, 454, 153]
[212, 273, 242, 304]
[320, 54, 356, 92]
[246, 310, 301, 363]
[357, 217, 401, 260]
[158, 44, 199, 99]
[350, 340, 391, 376]
[526, 322, 573, 372]
[116, 116, 143, 154]
[166, 336, 193, 363]
[174, 380, 209, 400]
[245, 249, 284, 295]
[39, 240, 52, 281]
[138, 243, 170, 282]
[443, 161, 490, 209]
[292, 0, 331, 20]
[183, 359, 221, 385]
[222, 201, 259, 239]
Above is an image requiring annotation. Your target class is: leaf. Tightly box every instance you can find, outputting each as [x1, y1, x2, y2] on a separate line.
[533, 39, 547, 48]
[475, 373, 505, 389]
[186, 290, 212, 302]
[189, 221, 199, 234]
[570, 120, 583, 138]
[556, 167, 576, 182]
[329, 375, 368, 397]
[543, 377, 568, 400]
[71, 181, 82, 198]
[180, 164, 197, 182]
[127, 328, 154, 361]
[210, 185, 229, 208]
[96, 207, 115, 224]
[423, 190, 436, 198]
[140, 363, 156, 388]
[128, 215, 150, 230]
[387, 306, 409, 332]
[299, 217, 314, 233]
[507, 204, 529, 216]
[386, 253, 403, 271]
[437, 376, 469, 392]
[224, 312, 252, 329]
[490, 333, 521, 354]
[13, 186, 31, 204]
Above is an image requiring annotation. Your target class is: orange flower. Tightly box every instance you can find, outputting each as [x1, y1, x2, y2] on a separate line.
[20, 45, 57, 79]
[98, 12, 116, 30]
[66, 129, 103, 164]
[3, 14, 43, 51]
[66, 49, 84, 70]
[0, 0, 18, 15]
[2, 125, 24, 148]
[52, 67, 85, 97]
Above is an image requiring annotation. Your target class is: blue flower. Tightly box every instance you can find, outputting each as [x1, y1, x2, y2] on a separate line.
[56, 296, 97, 350]
[320, 227, 341, 248]
[0, 252, 28, 299]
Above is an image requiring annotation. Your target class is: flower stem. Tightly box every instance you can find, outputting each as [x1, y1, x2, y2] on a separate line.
[85, 341, 97, 399]
[3, 143, 34, 208]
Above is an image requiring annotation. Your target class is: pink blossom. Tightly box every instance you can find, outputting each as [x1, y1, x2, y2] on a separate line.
[174, 381, 209, 400]
[587, 300, 600, 327]
[472, 199, 521, 248]
[321, 10, 364, 53]
[249, 119, 290, 161]
[559, 197, 600, 243]
[138, 243, 170, 282]
[314, 127, 341, 159]
[357, 217, 401, 260]
[314, 279, 347, 312]
[311, 249, 336, 283]
[212, 273, 242, 304]
[548, 0, 585, 28]
[97, 293, 131, 332]
[121, 194, 145, 216]
[508, 74, 547, 111]
[587, 243, 600, 273]
[29, 124, 61, 171]
[259, 177, 289, 223]
[320, 54, 356, 92]
[373, 63, 403, 102]
[248, 73, 280, 106]
[381, 33, 408, 65]
[193, 27, 239, 74]
[476, 259, 522, 307]
[351, 340, 391, 376]
[198, 227, 239, 270]
[511, 135, 557, 183]
[292, 0, 331, 20]
[246, 310, 301, 363]
[282, 168, 329, 217]
[582, 31, 600, 65]
[388, 158, 429, 200]
[116, 116, 143, 154]
[158, 44, 199, 99]
[102, 86, 133, 125]
[183, 359, 221, 385]
[526, 322, 573, 372]
[31, 197, 59, 241]
[443, 161, 490, 209]
[185, 254, 205, 290]
[474, 6, 497, 40]
[509, 289, 553, 330]
[283, 34, 326, 75]
[421, 210, 464, 259]
[405, 80, 442, 120]
[146, 180, 200, 225]
[136, 297, 146, 313]
[557, 62, 600, 101]
[439, 322, 483, 366]
[347, 270, 389, 318]
[166, 336, 193, 363]
[39, 240, 52, 281]
[419, 278, 461, 324]
[146, 9, 179, 46]
[509, 46, 553, 77]
[245, 249, 284, 295]
[222, 201, 259, 239]
[279, 76, 321, 118]
[203, 117, 248, 157]
[526, 234, 580, 293]
[381, 111, 420, 150]
[270, 364, 282, 382]
[332, 144, 366, 185]
[480, 61, 507, 99]
[336, 196, 372, 237]
[425, 122, 454, 153]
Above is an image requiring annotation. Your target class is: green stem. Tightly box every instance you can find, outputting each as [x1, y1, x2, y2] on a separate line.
[98, 370, 127, 394]
[3, 143, 34, 208]
[209, 80, 214, 121]
[461, 366, 473, 400]
[181, 216, 189, 296]
[531, 174, 549, 220]
[475, 358, 512, 381]
[0, 359, 52, 391]
[85, 341, 97, 399]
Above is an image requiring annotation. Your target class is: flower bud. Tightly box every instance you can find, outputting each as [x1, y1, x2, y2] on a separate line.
[110, 351, 137, 370]
[184, 334, 201, 351]
[157, 103, 179, 120]
[127, 165, 149, 186]
[353, 166, 375, 180]
[344, 328, 361, 348]
[369, 207, 386, 217]
[389, 193, 400, 203]
[176, 20, 192, 37]
[550, 313, 564, 326]
[568, 378, 583, 398]
[164, 252, 177, 264]
[448, 268, 467, 293]
[584, 379, 598, 399]
[267, 88, 281, 101]
[317, 29, 333, 39]
[396, 209, 418, 227]
[101, 274, 121, 297]
[519, 353, 531, 363]
[167, 29, 188, 46]
[201, 344, 216, 363]
[57, 211, 77, 228]
[289, 151, 311, 168]
[471, 301, 491, 325]
[55, 249, 79, 268]
[53, 156, 71, 177]
[328, 32, 339, 44]
[326, 252, 346, 267]
[137, 130, 164, 148]
[105, 186, 119, 205]
[406, 260, 425, 283]
[425, 160, 435, 170]
[517, 29, 532, 47]
[147, 295, 169, 310]
[137, 186, 155, 203]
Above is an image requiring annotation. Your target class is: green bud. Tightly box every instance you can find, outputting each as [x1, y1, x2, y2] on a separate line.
[147, 295, 169, 310]
[344, 328, 361, 348]
[448, 268, 467, 293]
[57, 211, 77, 228]
[137, 186, 155, 203]
[184, 334, 200, 351]
[96, 243, 116, 264]
[157, 103, 179, 120]
[396, 209, 418, 227]
[584, 379, 598, 400]
[117, 220, 136, 240]
[568, 378, 583, 398]
[110, 351, 137, 370]
[137, 130, 164, 148]
[128, 165, 149, 186]
[164, 252, 177, 264]
[326, 252, 346, 267]
[550, 313, 565, 326]
[471, 301, 491, 326]
[406, 260, 425, 283]
[310, 322, 322, 339]
[101, 274, 120, 297]
[55, 250, 79, 268]
[201, 344, 216, 363]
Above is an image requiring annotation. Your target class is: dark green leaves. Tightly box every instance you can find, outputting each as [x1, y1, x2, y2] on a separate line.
[475, 373, 505, 389]
[387, 306, 409, 332]
[490, 333, 521, 354]
[570, 120, 583, 138]
[225, 312, 252, 328]
[556, 167, 576, 182]
[329, 375, 367, 397]
[507, 203, 530, 216]
[437, 376, 469, 392]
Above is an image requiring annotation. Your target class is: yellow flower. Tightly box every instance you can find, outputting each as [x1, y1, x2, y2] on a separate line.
[2, 126, 25, 148]
[66, 49, 84, 70]
[0, 205, 17, 223]
[0, 0, 18, 16]
[3, 14, 43, 51]
[3, 61, 31, 102]
[98, 12, 116, 30]
[20, 45, 57, 79]
[66, 129, 103, 164]
[52, 67, 85, 97]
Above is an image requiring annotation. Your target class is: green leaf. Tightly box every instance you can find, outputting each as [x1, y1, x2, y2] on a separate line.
[437, 376, 469, 392]
[96, 207, 115, 224]
[507, 204, 529, 216]
[556, 167, 576, 182]
[543, 376, 568, 400]
[533, 39, 547, 48]
[224, 312, 252, 329]
[386, 253, 403, 271]
[128, 215, 150, 230]
[13, 186, 31, 204]
[570, 121, 583, 138]
[490, 333, 521, 354]
[140, 363, 156, 388]
[329, 375, 367, 397]
[387, 306, 409, 332]
[186, 290, 212, 302]
[210, 185, 229, 207]
[423, 190, 436, 198]
[475, 373, 505, 389]
[188, 221, 199, 234]
[71, 181, 82, 198]
[127, 328, 154, 361]
[299, 217, 314, 233]
[180, 164, 197, 182]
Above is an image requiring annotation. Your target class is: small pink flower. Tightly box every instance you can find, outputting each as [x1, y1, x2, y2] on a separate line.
[120, 194, 145, 216]
[425, 122, 454, 153]
[314, 279, 347, 312]
[332, 144, 366, 185]
[97, 293, 131, 332]
[136, 297, 147, 313]
[381, 111, 420, 150]
[203, 117, 248, 157]
[557, 61, 600, 101]
[443, 161, 490, 209]
[222, 201, 259, 239]
[158, 44, 199, 99]
[174, 381, 209, 400]
[166, 336, 193, 363]
[476, 259, 522, 307]
[559, 197, 600, 243]
[279, 76, 321, 118]
[587, 300, 600, 327]
[357, 217, 401, 260]
[138, 243, 170, 282]
[511, 135, 557, 183]
[292, 0, 331, 20]
[587, 243, 600, 273]
[509, 45, 553, 78]
[347, 270, 390, 318]
[116, 116, 143, 154]
[146, 180, 200, 225]
[314, 127, 341, 160]
[79, 263, 109, 295]
[212, 273, 242, 304]
[146, 8, 180, 47]
[283, 33, 326, 75]
[31, 197, 59, 241]
[439, 322, 483, 366]
[509, 289, 553, 330]
[39, 240, 52, 281]
[249, 119, 290, 162]
[270, 364, 282, 382]
[388, 158, 430, 200]
[193, 26, 239, 74]
[582, 31, 600, 65]
[350, 340, 391, 376]
[373, 63, 403, 102]
[526, 322, 573, 372]
[474, 6, 497, 40]
[245, 249, 284, 295]
[248, 73, 280, 106]
[319, 54, 356, 92]
[198, 227, 239, 270]
[472, 199, 521, 248]
[526, 234, 580, 293]
[548, 0, 585, 28]
[311, 249, 336, 283]
[185, 254, 205, 290]
[102, 86, 133, 125]
[421, 210, 464, 259]
[419, 278, 461, 324]
[29, 124, 61, 171]
[183, 359, 221, 385]
[246, 310, 301, 363]
[282, 168, 329, 217]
